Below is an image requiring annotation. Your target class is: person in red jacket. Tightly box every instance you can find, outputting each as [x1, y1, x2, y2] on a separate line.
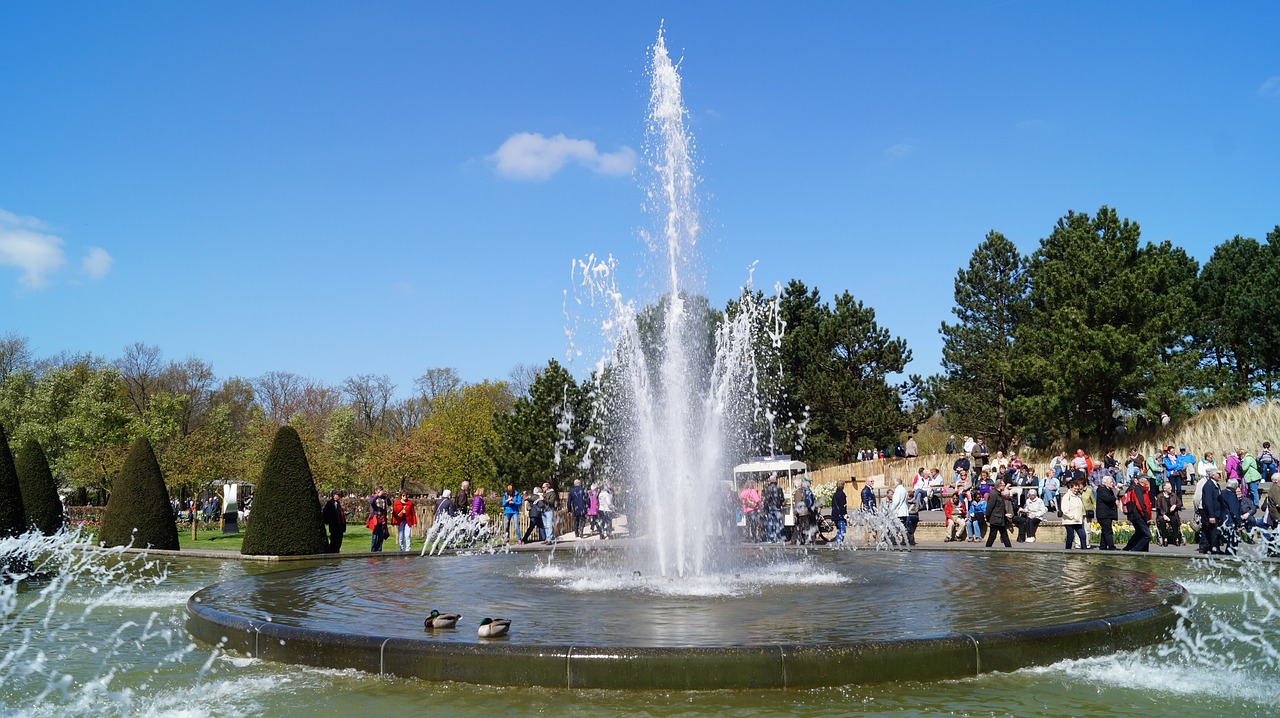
[392, 490, 417, 552]
[943, 491, 966, 541]
[1123, 475, 1153, 552]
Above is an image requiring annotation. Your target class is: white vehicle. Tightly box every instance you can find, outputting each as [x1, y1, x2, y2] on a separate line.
[732, 456, 808, 528]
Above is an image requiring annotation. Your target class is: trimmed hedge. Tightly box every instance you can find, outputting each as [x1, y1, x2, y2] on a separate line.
[241, 425, 329, 556]
[0, 424, 27, 539]
[16, 440, 64, 535]
[99, 436, 180, 550]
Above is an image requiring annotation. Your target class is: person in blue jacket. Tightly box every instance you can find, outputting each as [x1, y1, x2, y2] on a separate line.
[501, 484, 523, 544]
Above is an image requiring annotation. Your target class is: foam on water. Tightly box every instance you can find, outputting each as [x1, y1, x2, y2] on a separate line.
[1013, 556, 1280, 708]
[523, 555, 851, 597]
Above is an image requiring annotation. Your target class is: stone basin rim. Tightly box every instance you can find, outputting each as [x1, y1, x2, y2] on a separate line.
[185, 570, 1187, 689]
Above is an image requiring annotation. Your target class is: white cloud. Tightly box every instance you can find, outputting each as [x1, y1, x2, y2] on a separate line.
[82, 246, 113, 280]
[883, 141, 915, 158]
[1258, 76, 1280, 98]
[488, 132, 637, 181]
[0, 209, 66, 289]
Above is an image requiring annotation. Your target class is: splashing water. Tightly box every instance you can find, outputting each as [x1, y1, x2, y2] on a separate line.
[0, 528, 197, 714]
[419, 513, 507, 556]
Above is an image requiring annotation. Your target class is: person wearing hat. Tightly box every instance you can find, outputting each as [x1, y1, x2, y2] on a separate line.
[322, 490, 346, 553]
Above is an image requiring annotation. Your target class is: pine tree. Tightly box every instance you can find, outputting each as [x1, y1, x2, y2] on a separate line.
[240, 425, 329, 556]
[1014, 206, 1198, 441]
[939, 231, 1030, 451]
[16, 440, 63, 535]
[491, 360, 590, 493]
[99, 436, 180, 550]
[0, 423, 28, 539]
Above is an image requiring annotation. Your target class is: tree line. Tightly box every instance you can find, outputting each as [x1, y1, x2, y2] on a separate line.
[938, 205, 1280, 452]
[2, 203, 1273, 499]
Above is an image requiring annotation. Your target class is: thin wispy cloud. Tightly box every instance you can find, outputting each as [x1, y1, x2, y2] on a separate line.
[1259, 76, 1280, 99]
[0, 209, 66, 289]
[1016, 119, 1047, 131]
[488, 132, 637, 181]
[883, 140, 915, 158]
[82, 246, 113, 280]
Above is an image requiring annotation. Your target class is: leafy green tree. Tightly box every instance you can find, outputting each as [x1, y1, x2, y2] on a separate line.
[0, 424, 28, 539]
[360, 429, 436, 494]
[99, 436, 179, 550]
[1196, 229, 1280, 402]
[939, 231, 1030, 450]
[1014, 206, 1198, 442]
[158, 404, 240, 506]
[422, 380, 513, 493]
[16, 440, 63, 535]
[241, 425, 329, 556]
[0, 361, 133, 496]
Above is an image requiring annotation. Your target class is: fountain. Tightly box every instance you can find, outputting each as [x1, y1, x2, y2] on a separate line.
[181, 28, 1185, 689]
[7, 25, 1276, 714]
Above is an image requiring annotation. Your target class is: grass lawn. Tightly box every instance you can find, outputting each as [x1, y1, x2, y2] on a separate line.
[176, 524, 430, 554]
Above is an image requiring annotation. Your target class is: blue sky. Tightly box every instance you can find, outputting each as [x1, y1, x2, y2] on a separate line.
[2, 1, 1278, 394]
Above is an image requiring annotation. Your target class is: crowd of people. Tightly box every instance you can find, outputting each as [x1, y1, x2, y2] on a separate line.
[872, 438, 1280, 554]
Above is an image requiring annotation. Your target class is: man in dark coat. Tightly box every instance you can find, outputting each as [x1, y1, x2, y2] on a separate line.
[1218, 479, 1243, 555]
[985, 481, 1013, 547]
[1095, 476, 1119, 550]
[831, 480, 848, 544]
[322, 490, 346, 553]
[568, 479, 590, 538]
[1198, 471, 1222, 554]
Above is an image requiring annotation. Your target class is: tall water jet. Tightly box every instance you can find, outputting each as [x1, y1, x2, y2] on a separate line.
[573, 29, 782, 578]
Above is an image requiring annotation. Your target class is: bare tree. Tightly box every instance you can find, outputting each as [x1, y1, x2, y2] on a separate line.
[507, 362, 542, 399]
[254, 370, 307, 424]
[211, 377, 255, 433]
[343, 374, 396, 438]
[388, 396, 428, 437]
[0, 333, 33, 380]
[115, 342, 165, 416]
[414, 367, 461, 405]
[298, 381, 342, 428]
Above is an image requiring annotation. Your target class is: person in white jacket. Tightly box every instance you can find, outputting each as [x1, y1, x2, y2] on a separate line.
[889, 479, 914, 546]
[1014, 489, 1047, 542]
[1061, 481, 1086, 549]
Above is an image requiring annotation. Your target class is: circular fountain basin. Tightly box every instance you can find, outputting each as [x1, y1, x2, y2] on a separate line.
[186, 549, 1185, 689]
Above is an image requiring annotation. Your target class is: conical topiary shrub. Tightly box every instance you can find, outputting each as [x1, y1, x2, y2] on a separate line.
[16, 440, 64, 536]
[99, 436, 180, 550]
[0, 424, 28, 540]
[241, 425, 329, 556]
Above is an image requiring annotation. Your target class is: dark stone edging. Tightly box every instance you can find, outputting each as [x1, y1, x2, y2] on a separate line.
[185, 578, 1186, 689]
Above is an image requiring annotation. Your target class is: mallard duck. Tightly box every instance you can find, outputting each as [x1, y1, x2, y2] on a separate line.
[477, 617, 511, 637]
[424, 610, 461, 629]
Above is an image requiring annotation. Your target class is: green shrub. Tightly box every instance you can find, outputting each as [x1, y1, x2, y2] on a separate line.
[241, 425, 329, 556]
[0, 424, 27, 539]
[16, 440, 64, 535]
[99, 437, 180, 550]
